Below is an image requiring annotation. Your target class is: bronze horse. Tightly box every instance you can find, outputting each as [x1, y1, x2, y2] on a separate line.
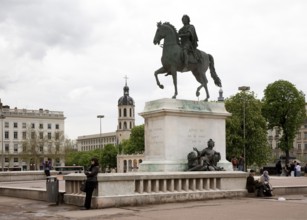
[153, 22, 222, 101]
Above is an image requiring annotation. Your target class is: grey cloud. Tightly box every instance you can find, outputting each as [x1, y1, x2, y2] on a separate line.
[0, 0, 93, 59]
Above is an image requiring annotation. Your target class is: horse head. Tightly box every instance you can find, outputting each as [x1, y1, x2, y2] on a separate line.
[153, 21, 163, 45]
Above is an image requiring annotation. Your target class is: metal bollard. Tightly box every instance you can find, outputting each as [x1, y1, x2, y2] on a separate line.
[46, 176, 59, 205]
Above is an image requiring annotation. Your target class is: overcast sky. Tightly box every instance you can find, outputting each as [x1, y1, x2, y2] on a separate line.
[0, 0, 306, 140]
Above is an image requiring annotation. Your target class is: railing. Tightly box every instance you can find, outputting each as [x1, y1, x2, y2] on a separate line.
[63, 172, 247, 208]
[134, 177, 221, 193]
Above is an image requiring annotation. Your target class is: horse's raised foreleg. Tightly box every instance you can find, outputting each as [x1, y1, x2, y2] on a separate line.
[154, 67, 167, 89]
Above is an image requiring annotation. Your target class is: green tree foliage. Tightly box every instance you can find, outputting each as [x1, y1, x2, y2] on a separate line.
[225, 91, 271, 167]
[64, 150, 92, 167]
[262, 80, 306, 163]
[65, 144, 118, 171]
[123, 124, 144, 154]
[100, 144, 118, 171]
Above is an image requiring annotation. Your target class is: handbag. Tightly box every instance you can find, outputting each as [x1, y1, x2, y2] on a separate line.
[80, 181, 86, 192]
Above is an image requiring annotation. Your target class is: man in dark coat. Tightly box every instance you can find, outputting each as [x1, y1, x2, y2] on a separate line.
[246, 169, 256, 193]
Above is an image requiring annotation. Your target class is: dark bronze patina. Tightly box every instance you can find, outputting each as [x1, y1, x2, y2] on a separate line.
[153, 15, 222, 101]
[187, 139, 224, 171]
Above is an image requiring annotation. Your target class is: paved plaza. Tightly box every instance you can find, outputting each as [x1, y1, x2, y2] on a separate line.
[0, 194, 307, 220]
[0, 176, 307, 219]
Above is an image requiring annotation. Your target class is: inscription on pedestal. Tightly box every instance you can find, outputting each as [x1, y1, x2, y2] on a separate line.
[187, 128, 207, 146]
[147, 127, 164, 156]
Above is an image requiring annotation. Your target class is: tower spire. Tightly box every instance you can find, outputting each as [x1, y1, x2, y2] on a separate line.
[124, 75, 128, 86]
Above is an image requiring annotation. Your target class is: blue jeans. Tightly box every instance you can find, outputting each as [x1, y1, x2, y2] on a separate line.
[238, 165, 244, 171]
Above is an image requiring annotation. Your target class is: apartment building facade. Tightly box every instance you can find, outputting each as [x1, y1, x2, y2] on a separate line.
[0, 99, 65, 170]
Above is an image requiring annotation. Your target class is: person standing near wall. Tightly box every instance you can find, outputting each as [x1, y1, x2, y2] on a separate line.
[231, 156, 238, 171]
[81, 158, 99, 210]
[275, 160, 282, 176]
[295, 162, 301, 177]
[238, 155, 245, 171]
[43, 160, 51, 177]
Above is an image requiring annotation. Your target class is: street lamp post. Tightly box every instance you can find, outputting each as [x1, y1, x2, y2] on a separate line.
[97, 115, 104, 166]
[238, 86, 250, 172]
[0, 113, 6, 172]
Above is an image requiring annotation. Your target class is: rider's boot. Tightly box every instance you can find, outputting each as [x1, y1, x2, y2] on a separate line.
[183, 51, 189, 71]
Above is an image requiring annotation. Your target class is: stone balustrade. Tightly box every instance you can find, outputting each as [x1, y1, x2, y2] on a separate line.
[0, 171, 57, 182]
[64, 171, 247, 208]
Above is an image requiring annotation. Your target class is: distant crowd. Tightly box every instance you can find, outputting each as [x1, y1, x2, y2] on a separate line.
[231, 155, 307, 177]
[279, 160, 306, 177]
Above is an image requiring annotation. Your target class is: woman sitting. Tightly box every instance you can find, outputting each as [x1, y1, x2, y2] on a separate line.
[256, 170, 273, 197]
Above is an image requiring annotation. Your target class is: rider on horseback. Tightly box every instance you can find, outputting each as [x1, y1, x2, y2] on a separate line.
[178, 15, 200, 70]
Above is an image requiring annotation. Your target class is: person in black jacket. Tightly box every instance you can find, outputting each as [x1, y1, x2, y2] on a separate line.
[246, 169, 256, 193]
[81, 157, 99, 210]
[275, 160, 282, 176]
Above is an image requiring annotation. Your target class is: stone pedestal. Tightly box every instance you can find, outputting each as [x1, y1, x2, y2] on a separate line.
[139, 98, 232, 172]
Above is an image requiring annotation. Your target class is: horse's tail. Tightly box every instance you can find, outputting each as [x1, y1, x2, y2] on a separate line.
[208, 54, 222, 87]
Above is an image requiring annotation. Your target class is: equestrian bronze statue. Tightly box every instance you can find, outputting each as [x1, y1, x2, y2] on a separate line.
[153, 15, 222, 101]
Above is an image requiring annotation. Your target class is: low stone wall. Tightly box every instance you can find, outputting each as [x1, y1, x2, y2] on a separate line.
[0, 187, 46, 201]
[0, 171, 57, 182]
[273, 185, 307, 195]
[64, 171, 248, 208]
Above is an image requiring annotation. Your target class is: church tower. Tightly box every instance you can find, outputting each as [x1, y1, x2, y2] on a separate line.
[116, 77, 135, 144]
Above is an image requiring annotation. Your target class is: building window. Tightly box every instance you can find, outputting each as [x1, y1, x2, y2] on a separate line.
[14, 158, 18, 163]
[55, 132, 59, 140]
[14, 144, 18, 153]
[48, 124, 52, 129]
[5, 158, 9, 163]
[55, 124, 59, 129]
[31, 132, 36, 139]
[5, 131, 9, 139]
[13, 122, 18, 128]
[304, 124, 307, 129]
[130, 108, 132, 117]
[304, 132, 307, 140]
[297, 132, 301, 139]
[4, 122, 9, 128]
[39, 146, 43, 152]
[305, 143, 307, 150]
[298, 143, 301, 150]
[48, 132, 52, 139]
[39, 132, 44, 139]
[31, 123, 35, 129]
[56, 144, 60, 152]
[22, 132, 27, 139]
[124, 108, 127, 117]
[39, 124, 43, 129]
[5, 144, 9, 152]
[22, 123, 26, 129]
[14, 131, 18, 139]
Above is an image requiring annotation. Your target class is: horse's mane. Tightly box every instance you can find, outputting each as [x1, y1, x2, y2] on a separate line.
[163, 22, 180, 45]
